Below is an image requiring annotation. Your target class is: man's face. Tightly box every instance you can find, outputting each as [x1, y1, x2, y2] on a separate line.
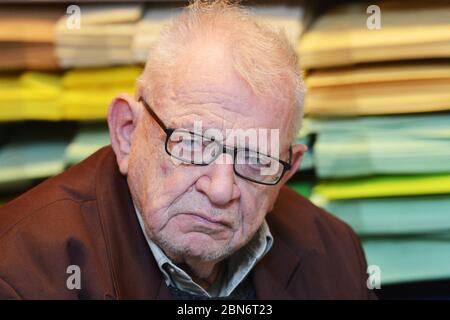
[127, 43, 295, 264]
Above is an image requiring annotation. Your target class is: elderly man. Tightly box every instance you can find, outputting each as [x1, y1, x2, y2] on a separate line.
[0, 1, 376, 299]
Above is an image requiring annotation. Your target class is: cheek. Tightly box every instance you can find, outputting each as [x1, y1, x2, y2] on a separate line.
[129, 160, 196, 234]
[143, 210, 171, 236]
[160, 162, 170, 176]
[127, 144, 164, 214]
[235, 189, 273, 241]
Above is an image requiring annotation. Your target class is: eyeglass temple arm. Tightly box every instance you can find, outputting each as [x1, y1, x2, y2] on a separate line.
[139, 96, 168, 131]
[287, 146, 293, 169]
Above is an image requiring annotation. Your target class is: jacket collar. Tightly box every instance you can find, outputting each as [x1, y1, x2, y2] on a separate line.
[251, 220, 305, 300]
[95, 146, 172, 299]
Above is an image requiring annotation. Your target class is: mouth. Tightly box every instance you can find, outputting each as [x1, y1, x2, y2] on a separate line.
[178, 212, 232, 229]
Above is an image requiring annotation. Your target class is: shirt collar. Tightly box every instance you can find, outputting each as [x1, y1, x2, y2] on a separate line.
[134, 206, 273, 298]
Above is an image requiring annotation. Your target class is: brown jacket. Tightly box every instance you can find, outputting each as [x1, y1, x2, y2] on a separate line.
[0, 146, 376, 299]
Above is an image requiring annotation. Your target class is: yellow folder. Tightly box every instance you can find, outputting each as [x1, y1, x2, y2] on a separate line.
[313, 174, 450, 200]
[304, 61, 450, 116]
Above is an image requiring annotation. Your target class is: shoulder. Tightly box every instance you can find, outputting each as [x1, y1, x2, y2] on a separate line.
[0, 147, 115, 299]
[269, 186, 358, 254]
[0, 146, 112, 238]
[268, 186, 375, 299]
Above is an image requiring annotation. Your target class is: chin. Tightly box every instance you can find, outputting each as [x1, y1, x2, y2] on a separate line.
[170, 233, 234, 262]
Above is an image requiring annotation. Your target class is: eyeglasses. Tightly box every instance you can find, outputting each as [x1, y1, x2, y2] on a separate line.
[139, 96, 292, 186]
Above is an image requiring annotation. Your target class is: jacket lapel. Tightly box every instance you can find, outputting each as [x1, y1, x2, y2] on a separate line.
[95, 147, 173, 299]
[252, 232, 304, 300]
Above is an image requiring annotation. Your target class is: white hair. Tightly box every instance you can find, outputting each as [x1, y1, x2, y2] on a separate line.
[137, 0, 305, 141]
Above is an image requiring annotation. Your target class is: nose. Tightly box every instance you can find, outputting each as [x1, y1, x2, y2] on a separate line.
[195, 153, 241, 206]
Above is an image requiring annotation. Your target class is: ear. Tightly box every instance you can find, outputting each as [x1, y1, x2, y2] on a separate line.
[107, 93, 140, 175]
[278, 143, 308, 185]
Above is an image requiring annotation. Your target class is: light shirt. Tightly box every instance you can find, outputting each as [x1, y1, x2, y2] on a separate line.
[135, 207, 273, 298]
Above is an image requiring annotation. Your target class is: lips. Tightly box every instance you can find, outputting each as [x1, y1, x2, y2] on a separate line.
[178, 212, 232, 228]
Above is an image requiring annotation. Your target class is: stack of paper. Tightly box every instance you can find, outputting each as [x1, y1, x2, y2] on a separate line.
[0, 72, 62, 121]
[0, 121, 113, 193]
[0, 121, 112, 192]
[318, 196, 450, 236]
[0, 5, 63, 70]
[297, 0, 450, 287]
[313, 174, 450, 200]
[311, 171, 450, 237]
[56, 4, 142, 68]
[0, 66, 139, 121]
[0, 5, 62, 71]
[304, 61, 450, 116]
[298, 1, 450, 69]
[305, 113, 450, 178]
[299, 1, 450, 117]
[0, 122, 75, 190]
[65, 122, 109, 165]
[363, 236, 450, 285]
[310, 174, 450, 284]
[61, 65, 141, 119]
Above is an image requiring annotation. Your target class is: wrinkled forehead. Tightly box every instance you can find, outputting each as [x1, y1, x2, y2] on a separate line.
[146, 41, 293, 147]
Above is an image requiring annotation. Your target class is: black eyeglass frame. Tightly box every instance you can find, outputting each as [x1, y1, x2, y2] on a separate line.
[138, 96, 293, 186]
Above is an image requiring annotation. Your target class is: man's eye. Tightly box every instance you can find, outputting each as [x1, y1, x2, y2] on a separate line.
[179, 138, 202, 151]
[246, 155, 272, 169]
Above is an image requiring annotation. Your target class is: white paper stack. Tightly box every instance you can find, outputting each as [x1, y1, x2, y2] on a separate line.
[56, 4, 143, 68]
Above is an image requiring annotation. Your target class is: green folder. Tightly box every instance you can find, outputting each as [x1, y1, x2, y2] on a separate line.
[304, 114, 450, 178]
[314, 132, 450, 178]
[0, 122, 74, 189]
[319, 195, 450, 236]
[304, 113, 450, 137]
[65, 122, 110, 165]
[363, 236, 450, 285]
